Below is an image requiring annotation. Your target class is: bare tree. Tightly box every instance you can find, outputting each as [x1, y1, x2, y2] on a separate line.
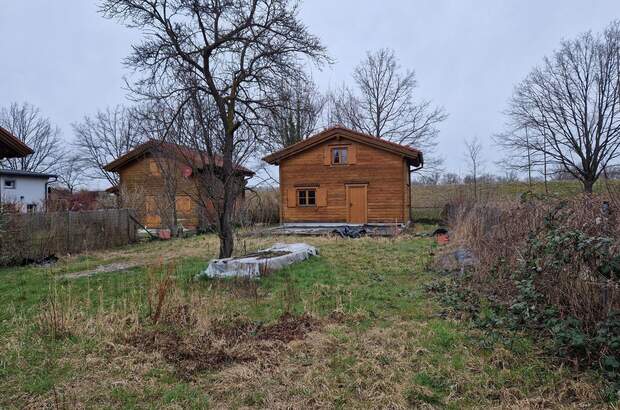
[330, 49, 447, 170]
[441, 172, 461, 185]
[418, 172, 441, 185]
[56, 155, 87, 193]
[0, 102, 63, 173]
[262, 77, 325, 151]
[464, 137, 483, 200]
[100, 0, 329, 257]
[507, 21, 620, 193]
[495, 126, 552, 192]
[73, 106, 144, 187]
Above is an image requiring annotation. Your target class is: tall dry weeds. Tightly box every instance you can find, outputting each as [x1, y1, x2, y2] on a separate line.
[239, 188, 280, 226]
[145, 262, 176, 325]
[447, 194, 620, 325]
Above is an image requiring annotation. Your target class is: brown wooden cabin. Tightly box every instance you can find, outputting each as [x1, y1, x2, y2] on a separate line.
[263, 126, 423, 225]
[0, 126, 32, 160]
[104, 140, 254, 230]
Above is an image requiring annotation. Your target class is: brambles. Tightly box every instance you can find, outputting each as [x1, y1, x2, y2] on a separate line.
[442, 194, 620, 393]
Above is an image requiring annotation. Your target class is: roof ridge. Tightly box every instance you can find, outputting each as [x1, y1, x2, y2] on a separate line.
[262, 125, 423, 165]
[314, 125, 421, 151]
[104, 139, 254, 175]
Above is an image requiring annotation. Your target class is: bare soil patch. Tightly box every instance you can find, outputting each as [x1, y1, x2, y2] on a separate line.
[124, 313, 320, 379]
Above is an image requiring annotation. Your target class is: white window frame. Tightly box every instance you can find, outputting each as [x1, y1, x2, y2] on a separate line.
[3, 179, 16, 189]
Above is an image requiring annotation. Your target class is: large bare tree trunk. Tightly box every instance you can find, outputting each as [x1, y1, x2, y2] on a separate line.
[219, 206, 234, 258]
[583, 178, 595, 194]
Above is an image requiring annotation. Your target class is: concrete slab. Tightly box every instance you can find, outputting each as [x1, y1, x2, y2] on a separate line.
[249, 223, 405, 237]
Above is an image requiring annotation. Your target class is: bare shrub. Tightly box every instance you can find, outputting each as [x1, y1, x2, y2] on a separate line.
[239, 188, 280, 226]
[145, 263, 176, 325]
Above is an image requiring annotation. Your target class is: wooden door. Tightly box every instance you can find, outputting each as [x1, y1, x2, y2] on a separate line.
[346, 185, 367, 224]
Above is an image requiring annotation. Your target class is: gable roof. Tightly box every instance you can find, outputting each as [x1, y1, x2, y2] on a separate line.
[0, 127, 33, 159]
[262, 126, 423, 166]
[104, 140, 255, 176]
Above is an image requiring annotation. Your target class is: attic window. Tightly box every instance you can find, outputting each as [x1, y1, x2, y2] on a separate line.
[3, 179, 16, 189]
[331, 147, 348, 165]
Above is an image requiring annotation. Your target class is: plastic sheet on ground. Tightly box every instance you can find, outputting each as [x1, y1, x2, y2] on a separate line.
[198, 243, 318, 279]
[332, 226, 367, 238]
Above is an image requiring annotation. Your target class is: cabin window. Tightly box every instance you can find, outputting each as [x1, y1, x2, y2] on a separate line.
[149, 160, 161, 176]
[3, 179, 16, 189]
[331, 147, 348, 165]
[297, 189, 316, 207]
[176, 195, 192, 213]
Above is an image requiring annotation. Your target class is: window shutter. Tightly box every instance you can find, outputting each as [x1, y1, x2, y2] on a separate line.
[324, 145, 331, 165]
[145, 215, 161, 227]
[145, 196, 156, 213]
[287, 188, 297, 208]
[349, 145, 357, 164]
[317, 188, 327, 207]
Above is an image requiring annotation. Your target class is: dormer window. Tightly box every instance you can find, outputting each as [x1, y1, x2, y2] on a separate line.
[331, 147, 348, 165]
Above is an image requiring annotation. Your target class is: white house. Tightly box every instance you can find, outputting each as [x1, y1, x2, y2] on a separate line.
[0, 169, 56, 213]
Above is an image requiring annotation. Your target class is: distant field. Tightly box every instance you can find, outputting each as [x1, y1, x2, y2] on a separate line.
[411, 180, 620, 221]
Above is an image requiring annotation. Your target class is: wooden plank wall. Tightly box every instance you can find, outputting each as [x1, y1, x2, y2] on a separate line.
[119, 155, 198, 228]
[280, 137, 407, 223]
[118, 154, 246, 229]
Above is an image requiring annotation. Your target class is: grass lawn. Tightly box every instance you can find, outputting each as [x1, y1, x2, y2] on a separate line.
[0, 231, 608, 408]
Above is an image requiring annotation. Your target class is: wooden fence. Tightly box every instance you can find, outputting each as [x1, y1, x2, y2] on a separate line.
[0, 209, 138, 265]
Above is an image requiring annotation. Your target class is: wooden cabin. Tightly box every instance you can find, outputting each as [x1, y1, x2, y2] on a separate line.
[0, 126, 32, 160]
[263, 126, 423, 225]
[104, 140, 254, 230]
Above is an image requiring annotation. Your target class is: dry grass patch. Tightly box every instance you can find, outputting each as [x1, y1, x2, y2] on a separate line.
[0, 232, 612, 408]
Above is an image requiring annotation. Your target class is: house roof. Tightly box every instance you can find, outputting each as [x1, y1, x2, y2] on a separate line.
[0, 169, 57, 179]
[103, 140, 255, 176]
[262, 126, 423, 166]
[0, 127, 33, 159]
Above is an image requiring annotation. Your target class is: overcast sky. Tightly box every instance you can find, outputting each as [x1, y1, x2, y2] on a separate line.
[2, 0, 620, 181]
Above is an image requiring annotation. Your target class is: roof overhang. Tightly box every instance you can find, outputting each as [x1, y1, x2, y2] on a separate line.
[0, 169, 57, 179]
[104, 140, 255, 176]
[262, 126, 423, 167]
[0, 127, 33, 159]
[104, 140, 157, 172]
